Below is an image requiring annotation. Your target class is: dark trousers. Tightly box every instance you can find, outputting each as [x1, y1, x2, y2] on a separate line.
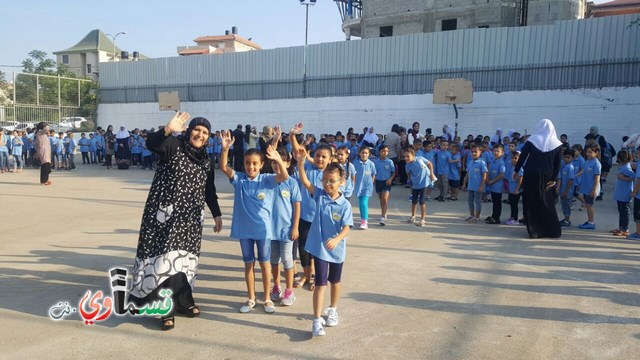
[81, 152, 89, 164]
[40, 162, 51, 183]
[233, 149, 244, 172]
[397, 159, 407, 184]
[297, 220, 312, 268]
[618, 200, 631, 231]
[105, 154, 113, 167]
[491, 192, 502, 221]
[509, 193, 521, 220]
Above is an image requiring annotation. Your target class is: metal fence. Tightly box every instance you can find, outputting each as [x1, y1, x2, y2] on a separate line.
[98, 14, 640, 104]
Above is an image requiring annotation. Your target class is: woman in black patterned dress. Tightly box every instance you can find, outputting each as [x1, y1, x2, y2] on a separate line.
[128, 112, 222, 330]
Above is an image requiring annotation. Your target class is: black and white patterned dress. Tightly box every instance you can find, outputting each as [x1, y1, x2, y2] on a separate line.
[128, 131, 221, 311]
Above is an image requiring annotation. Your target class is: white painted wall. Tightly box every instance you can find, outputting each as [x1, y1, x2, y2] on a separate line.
[98, 86, 640, 148]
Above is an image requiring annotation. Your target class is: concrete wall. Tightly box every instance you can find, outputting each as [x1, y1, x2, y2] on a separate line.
[98, 86, 639, 148]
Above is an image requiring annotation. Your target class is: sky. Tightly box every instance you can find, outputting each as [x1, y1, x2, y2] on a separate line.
[0, 0, 613, 76]
[0, 0, 345, 75]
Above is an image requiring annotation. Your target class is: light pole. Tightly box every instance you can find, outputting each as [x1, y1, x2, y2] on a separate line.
[299, 0, 316, 97]
[106, 32, 126, 61]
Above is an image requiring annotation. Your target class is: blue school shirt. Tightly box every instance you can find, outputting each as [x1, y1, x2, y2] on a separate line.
[572, 156, 586, 187]
[482, 151, 493, 166]
[405, 157, 431, 190]
[78, 138, 90, 152]
[578, 158, 601, 196]
[374, 158, 395, 181]
[11, 137, 22, 156]
[348, 144, 359, 162]
[89, 137, 98, 151]
[436, 150, 451, 175]
[272, 177, 302, 241]
[141, 138, 152, 157]
[488, 157, 506, 193]
[635, 165, 640, 200]
[449, 153, 462, 181]
[467, 159, 488, 192]
[65, 138, 77, 154]
[415, 149, 427, 160]
[295, 162, 324, 222]
[353, 159, 376, 197]
[131, 135, 141, 154]
[339, 162, 356, 198]
[229, 172, 279, 240]
[507, 165, 524, 193]
[94, 134, 104, 149]
[206, 137, 214, 155]
[304, 188, 353, 264]
[613, 163, 635, 202]
[21, 136, 31, 152]
[558, 162, 575, 195]
[56, 138, 65, 155]
[422, 150, 436, 168]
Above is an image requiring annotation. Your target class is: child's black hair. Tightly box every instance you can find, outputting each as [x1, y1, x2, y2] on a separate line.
[617, 149, 631, 164]
[563, 149, 575, 157]
[316, 144, 333, 155]
[244, 148, 263, 161]
[378, 144, 389, 151]
[324, 162, 345, 179]
[275, 148, 294, 175]
[422, 140, 432, 148]
[337, 145, 352, 179]
[493, 143, 504, 150]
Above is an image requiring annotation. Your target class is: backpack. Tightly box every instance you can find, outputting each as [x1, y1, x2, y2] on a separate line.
[602, 142, 615, 166]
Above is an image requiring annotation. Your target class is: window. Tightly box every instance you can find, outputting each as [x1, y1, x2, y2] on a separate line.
[87, 64, 92, 74]
[442, 19, 457, 31]
[379, 26, 393, 37]
[478, 25, 489, 29]
[62, 55, 69, 64]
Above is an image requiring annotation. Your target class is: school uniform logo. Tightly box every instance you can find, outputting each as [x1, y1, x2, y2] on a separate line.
[474, 168, 480, 173]
[364, 171, 371, 176]
[280, 190, 290, 198]
[332, 212, 341, 221]
[385, 165, 390, 170]
[257, 192, 266, 200]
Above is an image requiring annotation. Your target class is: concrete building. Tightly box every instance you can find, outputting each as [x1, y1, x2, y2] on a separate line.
[590, 0, 640, 17]
[54, 29, 146, 81]
[177, 27, 261, 56]
[336, 0, 587, 39]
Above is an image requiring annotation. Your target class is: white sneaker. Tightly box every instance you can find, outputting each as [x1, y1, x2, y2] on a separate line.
[379, 217, 386, 226]
[416, 219, 427, 227]
[312, 318, 326, 336]
[407, 216, 415, 223]
[324, 307, 339, 327]
[359, 220, 368, 230]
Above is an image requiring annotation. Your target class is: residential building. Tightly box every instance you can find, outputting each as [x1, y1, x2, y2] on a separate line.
[177, 27, 261, 56]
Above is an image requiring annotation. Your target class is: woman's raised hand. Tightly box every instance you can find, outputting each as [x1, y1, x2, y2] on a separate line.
[220, 130, 234, 150]
[165, 112, 190, 134]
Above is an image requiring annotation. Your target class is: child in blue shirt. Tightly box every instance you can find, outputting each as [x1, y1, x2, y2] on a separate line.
[448, 144, 462, 201]
[628, 159, 640, 240]
[435, 140, 452, 201]
[295, 153, 353, 337]
[335, 146, 356, 199]
[571, 145, 586, 211]
[404, 148, 436, 227]
[576, 143, 601, 230]
[463, 145, 488, 223]
[65, 133, 77, 170]
[420, 141, 437, 200]
[353, 147, 377, 230]
[557, 149, 576, 227]
[78, 133, 90, 164]
[481, 142, 493, 202]
[89, 133, 98, 164]
[374, 145, 395, 225]
[56, 132, 65, 169]
[269, 149, 301, 306]
[10, 130, 23, 172]
[612, 150, 634, 236]
[485, 144, 506, 224]
[140, 134, 154, 170]
[219, 130, 289, 314]
[504, 151, 524, 225]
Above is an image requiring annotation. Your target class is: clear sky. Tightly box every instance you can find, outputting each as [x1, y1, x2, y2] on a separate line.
[0, 0, 613, 76]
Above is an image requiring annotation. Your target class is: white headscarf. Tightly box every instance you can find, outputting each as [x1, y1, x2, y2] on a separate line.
[442, 124, 454, 142]
[363, 126, 378, 145]
[116, 126, 129, 139]
[491, 128, 503, 144]
[527, 119, 562, 152]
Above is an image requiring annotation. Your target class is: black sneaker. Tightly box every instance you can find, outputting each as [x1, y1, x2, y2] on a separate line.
[595, 194, 603, 201]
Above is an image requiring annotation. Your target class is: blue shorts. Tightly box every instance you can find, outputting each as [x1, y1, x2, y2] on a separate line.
[240, 239, 270, 263]
[448, 179, 460, 189]
[313, 256, 344, 286]
[375, 179, 391, 193]
[583, 194, 595, 205]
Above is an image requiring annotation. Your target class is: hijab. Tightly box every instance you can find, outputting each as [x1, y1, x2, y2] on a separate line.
[527, 119, 562, 152]
[363, 126, 378, 145]
[116, 126, 129, 139]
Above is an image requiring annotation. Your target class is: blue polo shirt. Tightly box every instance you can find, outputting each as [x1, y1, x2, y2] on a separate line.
[507, 165, 524, 193]
[353, 159, 376, 197]
[449, 153, 462, 181]
[339, 162, 356, 198]
[304, 188, 353, 263]
[436, 150, 451, 176]
[613, 163, 635, 202]
[374, 158, 395, 181]
[558, 162, 575, 195]
[272, 177, 302, 241]
[422, 150, 436, 167]
[78, 138, 90, 152]
[467, 159, 488, 192]
[11, 137, 22, 156]
[230, 172, 278, 240]
[488, 157, 506, 193]
[572, 156, 586, 187]
[141, 138, 152, 157]
[578, 158, 601, 196]
[405, 157, 432, 190]
[295, 162, 324, 222]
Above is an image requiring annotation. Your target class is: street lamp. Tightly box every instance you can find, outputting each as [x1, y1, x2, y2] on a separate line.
[299, 0, 316, 97]
[106, 32, 126, 61]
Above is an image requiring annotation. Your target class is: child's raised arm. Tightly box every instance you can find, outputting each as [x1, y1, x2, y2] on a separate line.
[266, 144, 289, 183]
[219, 130, 235, 179]
[295, 148, 314, 196]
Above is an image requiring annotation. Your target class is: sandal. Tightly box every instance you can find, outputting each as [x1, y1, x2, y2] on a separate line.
[239, 299, 256, 313]
[308, 275, 315, 291]
[263, 300, 276, 314]
[613, 230, 630, 237]
[294, 276, 307, 288]
[161, 316, 175, 330]
[178, 305, 200, 318]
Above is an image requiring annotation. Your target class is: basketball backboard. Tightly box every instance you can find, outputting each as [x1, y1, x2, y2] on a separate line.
[158, 91, 180, 111]
[433, 79, 473, 104]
